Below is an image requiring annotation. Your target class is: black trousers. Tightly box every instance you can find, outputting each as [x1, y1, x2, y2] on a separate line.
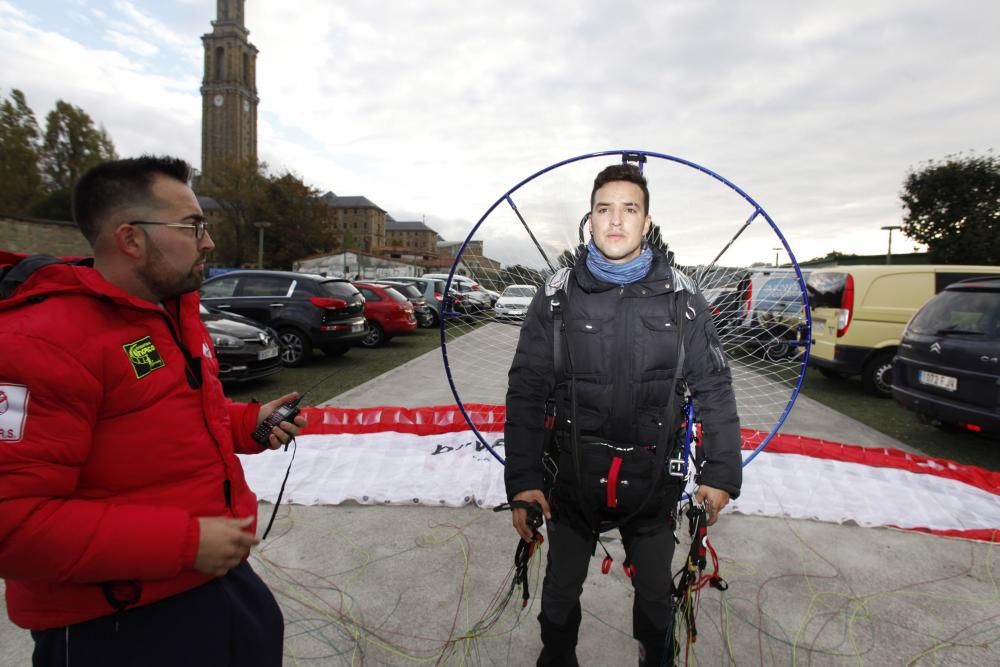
[541, 514, 676, 637]
[30, 562, 283, 667]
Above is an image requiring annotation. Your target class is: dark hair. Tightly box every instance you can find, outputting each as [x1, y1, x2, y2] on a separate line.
[72, 155, 192, 244]
[590, 164, 649, 214]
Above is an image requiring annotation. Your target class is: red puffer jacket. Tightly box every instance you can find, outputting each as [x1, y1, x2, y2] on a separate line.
[0, 259, 265, 630]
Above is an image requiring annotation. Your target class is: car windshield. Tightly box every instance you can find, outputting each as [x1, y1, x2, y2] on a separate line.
[503, 286, 536, 298]
[908, 290, 1000, 338]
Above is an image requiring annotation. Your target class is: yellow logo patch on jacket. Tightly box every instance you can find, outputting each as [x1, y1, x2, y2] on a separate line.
[123, 336, 166, 379]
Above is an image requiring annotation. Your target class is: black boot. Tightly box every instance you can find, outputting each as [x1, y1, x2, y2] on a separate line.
[537, 604, 581, 667]
[635, 606, 673, 666]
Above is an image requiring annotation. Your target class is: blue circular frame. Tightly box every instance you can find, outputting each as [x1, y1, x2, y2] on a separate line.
[440, 149, 811, 467]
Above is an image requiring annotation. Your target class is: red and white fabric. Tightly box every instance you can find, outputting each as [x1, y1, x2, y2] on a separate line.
[238, 404, 1000, 542]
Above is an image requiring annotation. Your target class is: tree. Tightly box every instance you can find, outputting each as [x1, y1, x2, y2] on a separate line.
[0, 89, 43, 215]
[556, 248, 578, 269]
[258, 171, 337, 270]
[33, 100, 117, 219]
[40, 100, 117, 192]
[198, 159, 270, 267]
[900, 152, 1000, 265]
[199, 161, 337, 269]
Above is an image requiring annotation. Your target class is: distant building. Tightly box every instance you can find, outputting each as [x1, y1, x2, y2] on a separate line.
[317, 192, 387, 252]
[201, 0, 259, 181]
[385, 217, 439, 257]
[293, 250, 419, 279]
[437, 240, 484, 259]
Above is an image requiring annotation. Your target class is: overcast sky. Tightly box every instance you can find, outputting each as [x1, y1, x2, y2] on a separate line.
[2, 0, 997, 268]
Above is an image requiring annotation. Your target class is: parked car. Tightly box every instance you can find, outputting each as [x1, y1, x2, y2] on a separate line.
[421, 273, 492, 310]
[200, 304, 283, 383]
[808, 264, 1000, 396]
[892, 276, 1000, 438]
[697, 268, 751, 335]
[390, 276, 466, 324]
[494, 284, 537, 320]
[353, 282, 418, 347]
[200, 270, 366, 367]
[376, 279, 435, 327]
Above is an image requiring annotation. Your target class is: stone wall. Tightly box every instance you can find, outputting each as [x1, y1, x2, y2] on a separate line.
[0, 215, 90, 256]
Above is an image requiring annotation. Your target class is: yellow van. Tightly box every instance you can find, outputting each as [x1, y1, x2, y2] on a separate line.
[807, 264, 1000, 397]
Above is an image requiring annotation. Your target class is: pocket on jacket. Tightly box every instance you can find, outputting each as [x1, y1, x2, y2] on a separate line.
[638, 315, 680, 372]
[565, 317, 607, 375]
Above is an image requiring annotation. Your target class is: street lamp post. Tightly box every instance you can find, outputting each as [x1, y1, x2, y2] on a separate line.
[880, 225, 901, 264]
[772, 247, 781, 267]
[253, 221, 273, 269]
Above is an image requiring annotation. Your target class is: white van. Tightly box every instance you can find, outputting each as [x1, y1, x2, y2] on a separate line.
[807, 264, 1000, 397]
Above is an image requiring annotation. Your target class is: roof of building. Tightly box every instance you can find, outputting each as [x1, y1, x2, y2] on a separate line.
[320, 191, 384, 211]
[386, 219, 436, 233]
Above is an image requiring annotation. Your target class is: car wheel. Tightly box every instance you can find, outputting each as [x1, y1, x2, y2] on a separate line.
[360, 322, 385, 347]
[861, 351, 894, 398]
[426, 310, 440, 328]
[752, 326, 795, 361]
[321, 344, 350, 358]
[278, 328, 312, 367]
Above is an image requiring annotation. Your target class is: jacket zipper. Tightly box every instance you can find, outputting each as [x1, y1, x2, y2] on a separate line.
[156, 304, 235, 514]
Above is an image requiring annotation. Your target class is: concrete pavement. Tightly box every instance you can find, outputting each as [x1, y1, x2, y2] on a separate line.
[2, 342, 997, 665]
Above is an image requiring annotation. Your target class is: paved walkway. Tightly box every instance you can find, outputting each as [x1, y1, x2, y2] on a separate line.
[2, 343, 995, 666]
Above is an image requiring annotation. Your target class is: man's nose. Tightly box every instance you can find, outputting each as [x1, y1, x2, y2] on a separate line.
[200, 229, 216, 252]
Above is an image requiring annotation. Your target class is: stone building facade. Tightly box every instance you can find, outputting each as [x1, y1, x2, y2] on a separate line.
[385, 219, 439, 256]
[201, 0, 258, 181]
[0, 215, 90, 256]
[319, 192, 386, 252]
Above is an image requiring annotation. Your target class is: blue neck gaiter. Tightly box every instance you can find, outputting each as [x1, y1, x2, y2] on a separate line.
[585, 240, 653, 285]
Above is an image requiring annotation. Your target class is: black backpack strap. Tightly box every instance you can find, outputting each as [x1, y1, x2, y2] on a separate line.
[0, 254, 74, 299]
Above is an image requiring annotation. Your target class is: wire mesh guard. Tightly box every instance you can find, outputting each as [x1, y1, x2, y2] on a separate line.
[439, 151, 810, 459]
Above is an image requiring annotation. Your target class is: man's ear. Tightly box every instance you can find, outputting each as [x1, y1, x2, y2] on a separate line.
[643, 215, 652, 235]
[112, 223, 145, 259]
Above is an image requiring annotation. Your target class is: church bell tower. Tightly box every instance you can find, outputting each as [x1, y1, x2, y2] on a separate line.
[200, 0, 258, 182]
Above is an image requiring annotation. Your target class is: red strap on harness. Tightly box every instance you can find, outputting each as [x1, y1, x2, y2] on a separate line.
[606, 456, 623, 508]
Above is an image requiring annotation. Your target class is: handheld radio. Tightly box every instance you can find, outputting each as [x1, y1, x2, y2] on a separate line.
[252, 396, 303, 447]
[251, 366, 343, 447]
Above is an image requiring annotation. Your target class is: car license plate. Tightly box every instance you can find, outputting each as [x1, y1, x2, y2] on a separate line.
[510, 309, 523, 315]
[259, 347, 279, 360]
[352, 322, 365, 332]
[918, 370, 957, 392]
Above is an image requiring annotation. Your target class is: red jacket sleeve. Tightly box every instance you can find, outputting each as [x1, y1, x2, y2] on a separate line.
[227, 399, 264, 454]
[0, 336, 192, 583]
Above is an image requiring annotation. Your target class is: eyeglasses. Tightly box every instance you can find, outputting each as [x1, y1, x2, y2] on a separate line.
[130, 220, 210, 240]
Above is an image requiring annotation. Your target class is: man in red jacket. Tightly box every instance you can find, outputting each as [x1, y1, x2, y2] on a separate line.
[0, 156, 306, 666]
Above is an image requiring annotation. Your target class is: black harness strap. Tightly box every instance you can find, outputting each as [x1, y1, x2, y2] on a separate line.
[0, 254, 72, 298]
[551, 271, 690, 534]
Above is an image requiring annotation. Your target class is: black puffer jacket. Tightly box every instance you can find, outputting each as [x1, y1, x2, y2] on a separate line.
[504, 246, 742, 501]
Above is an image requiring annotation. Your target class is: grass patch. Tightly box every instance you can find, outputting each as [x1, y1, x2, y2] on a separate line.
[224, 327, 442, 405]
[800, 368, 1000, 471]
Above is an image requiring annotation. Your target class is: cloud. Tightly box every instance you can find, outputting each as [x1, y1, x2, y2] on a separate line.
[1, 0, 996, 265]
[104, 29, 159, 58]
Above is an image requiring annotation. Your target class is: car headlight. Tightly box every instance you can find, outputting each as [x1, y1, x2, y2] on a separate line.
[212, 333, 244, 349]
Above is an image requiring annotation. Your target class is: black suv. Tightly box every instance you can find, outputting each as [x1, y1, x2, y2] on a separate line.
[200, 270, 366, 366]
[892, 276, 1000, 438]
